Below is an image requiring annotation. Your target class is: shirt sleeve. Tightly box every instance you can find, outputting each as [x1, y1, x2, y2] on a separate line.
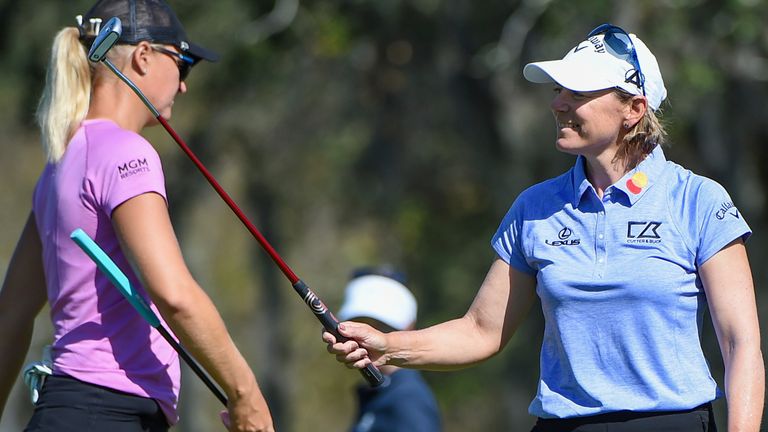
[491, 198, 536, 275]
[87, 132, 167, 216]
[688, 177, 751, 266]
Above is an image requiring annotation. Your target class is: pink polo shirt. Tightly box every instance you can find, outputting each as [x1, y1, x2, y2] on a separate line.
[32, 119, 180, 424]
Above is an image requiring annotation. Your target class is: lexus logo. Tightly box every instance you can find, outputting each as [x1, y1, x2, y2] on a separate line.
[546, 227, 580, 247]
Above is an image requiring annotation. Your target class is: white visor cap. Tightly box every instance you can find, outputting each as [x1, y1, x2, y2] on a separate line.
[338, 275, 417, 331]
[523, 32, 667, 111]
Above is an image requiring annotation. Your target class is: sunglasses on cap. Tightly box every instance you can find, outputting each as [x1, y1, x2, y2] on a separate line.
[587, 24, 646, 96]
[151, 45, 194, 81]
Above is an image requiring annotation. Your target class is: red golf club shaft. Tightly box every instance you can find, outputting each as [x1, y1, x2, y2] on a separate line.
[91, 20, 382, 387]
[156, 116, 384, 387]
[157, 116, 298, 284]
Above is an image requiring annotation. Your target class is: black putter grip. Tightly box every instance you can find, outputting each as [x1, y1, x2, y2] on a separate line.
[293, 280, 385, 387]
[325, 316, 385, 387]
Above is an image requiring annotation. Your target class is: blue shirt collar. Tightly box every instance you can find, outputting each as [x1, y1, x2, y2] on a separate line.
[571, 145, 667, 207]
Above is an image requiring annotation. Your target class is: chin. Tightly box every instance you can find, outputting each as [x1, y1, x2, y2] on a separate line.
[554, 140, 581, 156]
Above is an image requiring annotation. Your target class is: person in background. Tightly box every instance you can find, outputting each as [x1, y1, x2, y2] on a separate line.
[0, 1, 273, 430]
[337, 267, 441, 432]
[325, 24, 763, 431]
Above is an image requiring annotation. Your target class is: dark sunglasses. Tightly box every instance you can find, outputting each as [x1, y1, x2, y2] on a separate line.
[587, 24, 645, 95]
[151, 45, 195, 81]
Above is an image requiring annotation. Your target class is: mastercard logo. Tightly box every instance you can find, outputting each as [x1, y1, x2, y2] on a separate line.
[626, 172, 648, 194]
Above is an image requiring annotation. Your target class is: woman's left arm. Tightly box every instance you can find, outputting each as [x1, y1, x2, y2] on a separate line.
[700, 239, 764, 432]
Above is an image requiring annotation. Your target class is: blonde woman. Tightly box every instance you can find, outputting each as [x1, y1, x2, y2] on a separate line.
[0, 1, 273, 430]
[325, 24, 763, 431]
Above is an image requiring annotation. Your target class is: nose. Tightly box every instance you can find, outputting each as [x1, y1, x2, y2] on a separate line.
[178, 80, 187, 94]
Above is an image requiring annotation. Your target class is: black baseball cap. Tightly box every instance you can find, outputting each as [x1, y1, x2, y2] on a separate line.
[349, 265, 408, 286]
[78, 0, 218, 64]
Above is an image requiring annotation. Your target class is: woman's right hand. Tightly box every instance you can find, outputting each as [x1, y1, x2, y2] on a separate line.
[322, 322, 388, 369]
[220, 388, 274, 432]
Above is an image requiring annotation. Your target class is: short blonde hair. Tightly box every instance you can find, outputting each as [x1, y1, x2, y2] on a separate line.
[614, 89, 667, 168]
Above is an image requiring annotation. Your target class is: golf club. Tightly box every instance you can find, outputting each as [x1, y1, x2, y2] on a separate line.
[70, 229, 228, 406]
[88, 16, 383, 387]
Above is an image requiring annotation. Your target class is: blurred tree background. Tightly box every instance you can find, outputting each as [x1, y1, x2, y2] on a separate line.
[1, 0, 767, 430]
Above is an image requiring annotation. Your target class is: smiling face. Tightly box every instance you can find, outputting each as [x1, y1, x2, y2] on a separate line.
[550, 86, 629, 158]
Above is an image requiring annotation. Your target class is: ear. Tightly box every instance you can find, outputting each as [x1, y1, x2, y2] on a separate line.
[131, 41, 153, 76]
[625, 95, 647, 129]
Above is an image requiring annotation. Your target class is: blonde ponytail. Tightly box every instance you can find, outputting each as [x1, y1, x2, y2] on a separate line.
[36, 27, 92, 163]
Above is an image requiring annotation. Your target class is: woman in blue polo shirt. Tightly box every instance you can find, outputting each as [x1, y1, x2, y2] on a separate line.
[323, 24, 763, 431]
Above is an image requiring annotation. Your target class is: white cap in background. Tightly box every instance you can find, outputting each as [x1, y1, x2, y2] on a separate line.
[338, 274, 417, 331]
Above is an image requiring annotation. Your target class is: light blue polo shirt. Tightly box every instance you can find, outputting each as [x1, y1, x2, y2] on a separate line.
[492, 145, 751, 419]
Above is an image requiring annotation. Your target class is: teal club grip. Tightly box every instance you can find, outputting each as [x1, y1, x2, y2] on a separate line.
[70, 229, 161, 327]
[69, 229, 229, 406]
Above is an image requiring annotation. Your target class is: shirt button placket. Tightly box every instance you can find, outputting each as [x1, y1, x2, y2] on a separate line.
[595, 209, 607, 278]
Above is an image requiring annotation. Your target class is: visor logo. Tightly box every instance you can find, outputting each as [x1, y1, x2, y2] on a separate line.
[586, 35, 606, 53]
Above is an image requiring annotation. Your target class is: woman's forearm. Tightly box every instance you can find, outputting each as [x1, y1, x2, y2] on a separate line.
[384, 315, 505, 371]
[724, 344, 764, 432]
[0, 316, 34, 416]
[154, 280, 258, 400]
[0, 214, 48, 416]
[384, 260, 536, 371]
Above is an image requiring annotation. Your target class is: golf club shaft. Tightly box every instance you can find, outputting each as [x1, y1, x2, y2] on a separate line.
[157, 120, 383, 387]
[103, 58, 384, 387]
[156, 116, 296, 283]
[104, 57, 296, 282]
[156, 326, 228, 406]
[103, 59, 160, 117]
[69, 229, 228, 405]
[156, 116, 385, 386]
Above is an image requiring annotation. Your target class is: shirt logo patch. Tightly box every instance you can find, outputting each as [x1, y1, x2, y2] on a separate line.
[546, 227, 581, 246]
[117, 158, 151, 179]
[626, 171, 648, 195]
[626, 221, 662, 243]
[715, 201, 740, 220]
